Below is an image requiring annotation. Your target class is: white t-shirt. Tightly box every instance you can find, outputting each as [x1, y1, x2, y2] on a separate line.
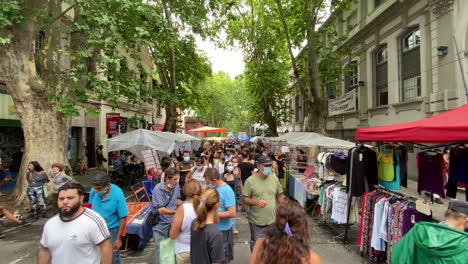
[40, 208, 110, 264]
[192, 167, 207, 188]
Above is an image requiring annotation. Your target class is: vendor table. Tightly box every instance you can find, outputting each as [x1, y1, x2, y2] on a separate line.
[288, 174, 320, 209]
[123, 202, 153, 250]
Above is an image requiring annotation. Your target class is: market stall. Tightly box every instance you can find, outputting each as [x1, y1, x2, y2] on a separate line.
[264, 132, 355, 208]
[350, 104, 468, 262]
[107, 129, 176, 160]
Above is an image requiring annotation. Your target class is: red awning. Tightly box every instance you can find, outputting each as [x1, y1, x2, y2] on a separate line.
[187, 126, 228, 133]
[355, 104, 468, 143]
[152, 125, 164, 132]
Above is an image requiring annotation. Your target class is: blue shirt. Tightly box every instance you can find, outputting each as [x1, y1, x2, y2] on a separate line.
[216, 183, 236, 231]
[89, 184, 128, 229]
[152, 182, 180, 236]
[113, 155, 126, 167]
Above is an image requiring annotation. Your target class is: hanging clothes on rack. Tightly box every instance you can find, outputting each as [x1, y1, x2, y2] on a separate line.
[358, 187, 432, 263]
[396, 147, 408, 188]
[447, 146, 468, 201]
[417, 151, 446, 198]
[317, 152, 345, 181]
[317, 181, 358, 224]
[346, 145, 378, 197]
[375, 144, 408, 190]
[378, 145, 395, 182]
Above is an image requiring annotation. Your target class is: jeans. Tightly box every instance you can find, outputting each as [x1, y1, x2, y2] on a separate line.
[109, 227, 121, 264]
[27, 186, 46, 216]
[154, 231, 167, 264]
[249, 222, 270, 252]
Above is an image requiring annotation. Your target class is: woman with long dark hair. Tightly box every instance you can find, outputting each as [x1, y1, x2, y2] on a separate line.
[250, 199, 321, 264]
[26, 161, 49, 221]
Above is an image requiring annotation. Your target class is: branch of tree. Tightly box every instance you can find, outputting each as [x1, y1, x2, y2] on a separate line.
[41, 4, 77, 31]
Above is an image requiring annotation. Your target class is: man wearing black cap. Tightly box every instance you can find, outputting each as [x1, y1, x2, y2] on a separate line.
[242, 155, 284, 251]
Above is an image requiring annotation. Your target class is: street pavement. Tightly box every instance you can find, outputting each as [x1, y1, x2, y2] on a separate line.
[0, 211, 372, 264]
[0, 168, 372, 263]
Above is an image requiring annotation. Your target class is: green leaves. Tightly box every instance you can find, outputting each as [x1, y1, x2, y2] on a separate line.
[0, 1, 23, 45]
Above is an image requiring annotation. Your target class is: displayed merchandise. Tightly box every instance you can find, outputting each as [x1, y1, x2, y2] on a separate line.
[447, 147, 468, 201]
[318, 181, 358, 224]
[346, 145, 378, 197]
[376, 145, 408, 191]
[417, 151, 446, 198]
[358, 187, 432, 263]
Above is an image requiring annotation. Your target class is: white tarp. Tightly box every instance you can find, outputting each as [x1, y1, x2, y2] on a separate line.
[107, 129, 176, 160]
[328, 90, 357, 116]
[266, 132, 355, 148]
[157, 132, 201, 152]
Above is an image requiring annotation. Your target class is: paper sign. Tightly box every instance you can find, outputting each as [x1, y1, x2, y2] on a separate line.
[281, 146, 289, 153]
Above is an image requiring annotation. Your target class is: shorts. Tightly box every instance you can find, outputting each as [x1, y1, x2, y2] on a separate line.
[222, 229, 234, 262]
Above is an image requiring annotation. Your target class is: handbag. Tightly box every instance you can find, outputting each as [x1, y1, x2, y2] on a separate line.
[159, 238, 176, 264]
[146, 188, 175, 226]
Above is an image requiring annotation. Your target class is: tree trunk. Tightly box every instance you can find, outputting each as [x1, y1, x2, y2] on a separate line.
[262, 97, 279, 136]
[0, 0, 70, 207]
[303, 0, 328, 135]
[163, 103, 178, 132]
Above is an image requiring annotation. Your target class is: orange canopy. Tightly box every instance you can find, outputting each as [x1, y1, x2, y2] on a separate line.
[187, 126, 228, 133]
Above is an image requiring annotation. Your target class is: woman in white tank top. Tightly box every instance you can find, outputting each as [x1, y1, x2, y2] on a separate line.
[169, 179, 202, 264]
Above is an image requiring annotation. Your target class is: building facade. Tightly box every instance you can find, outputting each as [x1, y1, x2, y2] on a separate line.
[282, 0, 468, 141]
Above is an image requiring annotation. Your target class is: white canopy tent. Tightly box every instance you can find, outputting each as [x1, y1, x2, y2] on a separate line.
[106, 129, 176, 160]
[265, 132, 355, 149]
[156, 132, 202, 152]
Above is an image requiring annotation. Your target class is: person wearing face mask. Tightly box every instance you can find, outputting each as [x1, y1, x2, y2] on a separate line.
[177, 151, 194, 200]
[152, 168, 183, 264]
[223, 161, 243, 235]
[243, 155, 284, 252]
[89, 173, 128, 264]
[187, 157, 208, 189]
[204, 168, 236, 263]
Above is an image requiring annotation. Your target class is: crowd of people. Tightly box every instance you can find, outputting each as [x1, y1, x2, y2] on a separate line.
[150, 141, 322, 264]
[1, 140, 467, 264]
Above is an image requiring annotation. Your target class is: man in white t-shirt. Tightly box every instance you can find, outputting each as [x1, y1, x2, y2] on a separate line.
[38, 183, 112, 264]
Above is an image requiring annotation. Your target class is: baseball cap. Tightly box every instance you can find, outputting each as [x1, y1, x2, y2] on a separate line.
[448, 200, 468, 215]
[257, 155, 273, 165]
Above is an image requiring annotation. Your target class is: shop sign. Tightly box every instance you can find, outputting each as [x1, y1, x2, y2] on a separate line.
[328, 89, 356, 116]
[106, 113, 120, 135]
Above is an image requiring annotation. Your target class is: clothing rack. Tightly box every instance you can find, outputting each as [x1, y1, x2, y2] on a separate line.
[373, 185, 417, 202]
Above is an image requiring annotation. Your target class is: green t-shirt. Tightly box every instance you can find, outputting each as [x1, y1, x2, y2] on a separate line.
[242, 173, 283, 226]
